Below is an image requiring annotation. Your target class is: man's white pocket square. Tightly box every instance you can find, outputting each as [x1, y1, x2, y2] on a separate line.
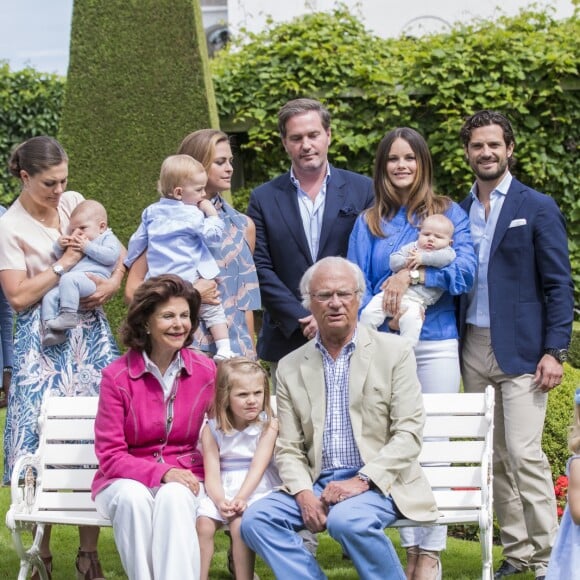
[508, 218, 527, 228]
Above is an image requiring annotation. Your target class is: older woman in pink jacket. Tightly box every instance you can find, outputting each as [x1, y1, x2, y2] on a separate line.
[92, 275, 216, 580]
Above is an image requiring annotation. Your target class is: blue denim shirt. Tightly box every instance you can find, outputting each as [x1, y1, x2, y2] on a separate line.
[347, 202, 476, 341]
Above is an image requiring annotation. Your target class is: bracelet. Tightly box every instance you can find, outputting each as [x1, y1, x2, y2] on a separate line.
[3, 366, 12, 373]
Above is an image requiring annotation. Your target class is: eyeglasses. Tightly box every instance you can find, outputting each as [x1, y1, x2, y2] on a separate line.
[309, 290, 361, 303]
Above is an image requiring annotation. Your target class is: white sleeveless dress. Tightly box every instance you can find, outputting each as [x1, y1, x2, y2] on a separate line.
[198, 418, 281, 522]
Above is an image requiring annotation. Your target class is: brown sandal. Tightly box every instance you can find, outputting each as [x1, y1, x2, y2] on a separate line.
[0, 367, 11, 408]
[31, 555, 52, 580]
[405, 546, 420, 579]
[75, 549, 105, 580]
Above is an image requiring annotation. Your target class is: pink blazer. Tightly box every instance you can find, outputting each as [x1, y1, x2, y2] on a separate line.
[92, 348, 216, 498]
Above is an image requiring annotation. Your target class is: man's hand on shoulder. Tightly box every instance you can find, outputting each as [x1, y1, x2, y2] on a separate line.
[295, 489, 327, 533]
[299, 314, 318, 341]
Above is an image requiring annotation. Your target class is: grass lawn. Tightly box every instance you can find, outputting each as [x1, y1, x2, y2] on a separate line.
[0, 408, 536, 579]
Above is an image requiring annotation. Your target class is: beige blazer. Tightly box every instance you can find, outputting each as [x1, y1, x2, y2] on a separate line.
[275, 325, 438, 523]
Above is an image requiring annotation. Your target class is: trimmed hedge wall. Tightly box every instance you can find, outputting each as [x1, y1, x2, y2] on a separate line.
[58, 0, 219, 336]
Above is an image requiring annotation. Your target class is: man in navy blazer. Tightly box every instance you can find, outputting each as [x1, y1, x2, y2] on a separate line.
[247, 98, 374, 370]
[458, 110, 574, 580]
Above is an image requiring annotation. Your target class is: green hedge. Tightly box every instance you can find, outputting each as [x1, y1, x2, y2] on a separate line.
[213, 6, 580, 308]
[0, 64, 65, 205]
[570, 321, 580, 368]
[57, 0, 219, 337]
[0, 7, 578, 321]
[543, 363, 580, 480]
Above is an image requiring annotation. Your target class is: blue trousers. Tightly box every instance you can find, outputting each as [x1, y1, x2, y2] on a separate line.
[41, 271, 100, 321]
[241, 468, 406, 580]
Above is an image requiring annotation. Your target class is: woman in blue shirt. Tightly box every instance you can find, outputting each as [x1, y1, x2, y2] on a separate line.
[347, 127, 476, 580]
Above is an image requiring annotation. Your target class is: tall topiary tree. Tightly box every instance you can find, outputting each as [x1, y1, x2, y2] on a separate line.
[59, 0, 218, 245]
[59, 0, 219, 333]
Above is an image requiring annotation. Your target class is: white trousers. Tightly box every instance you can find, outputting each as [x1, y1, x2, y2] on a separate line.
[95, 479, 201, 580]
[399, 338, 460, 551]
[360, 293, 426, 347]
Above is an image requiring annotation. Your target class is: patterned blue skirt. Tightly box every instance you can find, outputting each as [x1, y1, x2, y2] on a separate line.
[2, 305, 119, 484]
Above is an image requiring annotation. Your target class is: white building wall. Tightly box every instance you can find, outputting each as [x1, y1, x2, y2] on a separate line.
[227, 0, 575, 39]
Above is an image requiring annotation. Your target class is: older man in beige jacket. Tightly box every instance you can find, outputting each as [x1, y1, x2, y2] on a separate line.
[241, 257, 438, 580]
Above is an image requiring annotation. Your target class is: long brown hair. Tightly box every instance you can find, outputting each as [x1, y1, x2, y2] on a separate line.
[365, 127, 450, 238]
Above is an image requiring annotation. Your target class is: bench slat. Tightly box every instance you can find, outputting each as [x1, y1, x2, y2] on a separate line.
[41, 469, 96, 490]
[36, 491, 96, 511]
[421, 466, 482, 488]
[431, 489, 483, 510]
[43, 444, 97, 465]
[14, 511, 110, 527]
[423, 415, 487, 438]
[44, 419, 96, 440]
[418, 440, 485, 463]
[44, 396, 99, 417]
[422, 393, 488, 414]
[391, 509, 485, 527]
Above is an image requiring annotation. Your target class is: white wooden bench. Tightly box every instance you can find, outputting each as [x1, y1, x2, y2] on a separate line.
[5, 395, 108, 580]
[391, 385, 495, 580]
[6, 387, 494, 580]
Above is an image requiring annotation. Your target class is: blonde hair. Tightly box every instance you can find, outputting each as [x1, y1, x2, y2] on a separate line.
[213, 357, 273, 434]
[420, 213, 455, 236]
[569, 402, 580, 455]
[157, 154, 205, 198]
[177, 129, 230, 174]
[70, 199, 108, 225]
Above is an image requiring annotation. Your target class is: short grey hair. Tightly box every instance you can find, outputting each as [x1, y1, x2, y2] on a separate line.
[300, 257, 366, 309]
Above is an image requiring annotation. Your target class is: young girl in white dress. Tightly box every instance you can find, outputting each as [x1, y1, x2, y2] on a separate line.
[197, 357, 280, 580]
[546, 387, 580, 579]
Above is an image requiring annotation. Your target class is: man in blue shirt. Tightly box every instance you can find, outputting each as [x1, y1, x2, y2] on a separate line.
[247, 98, 374, 384]
[458, 110, 574, 580]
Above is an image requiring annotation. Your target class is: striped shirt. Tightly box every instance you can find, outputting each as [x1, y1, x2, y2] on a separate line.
[316, 333, 364, 471]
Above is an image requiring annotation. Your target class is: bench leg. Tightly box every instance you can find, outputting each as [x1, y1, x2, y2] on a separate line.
[480, 523, 493, 580]
[12, 523, 50, 580]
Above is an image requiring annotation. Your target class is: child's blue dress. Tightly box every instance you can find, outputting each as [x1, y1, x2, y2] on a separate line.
[546, 455, 580, 579]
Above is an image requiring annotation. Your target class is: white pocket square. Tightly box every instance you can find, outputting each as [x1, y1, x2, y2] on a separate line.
[508, 218, 527, 228]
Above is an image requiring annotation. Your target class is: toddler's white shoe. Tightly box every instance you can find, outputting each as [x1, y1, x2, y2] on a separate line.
[214, 348, 238, 361]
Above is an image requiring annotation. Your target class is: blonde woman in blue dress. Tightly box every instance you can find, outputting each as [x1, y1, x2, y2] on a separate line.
[126, 129, 261, 360]
[545, 388, 580, 579]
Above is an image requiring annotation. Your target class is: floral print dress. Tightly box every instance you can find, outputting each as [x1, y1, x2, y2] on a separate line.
[0, 192, 119, 484]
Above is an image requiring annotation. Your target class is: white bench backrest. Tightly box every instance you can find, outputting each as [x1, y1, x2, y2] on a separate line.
[32, 396, 100, 513]
[417, 389, 494, 514]
[23, 389, 493, 516]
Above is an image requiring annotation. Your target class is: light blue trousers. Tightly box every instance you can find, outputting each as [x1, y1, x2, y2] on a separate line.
[41, 271, 99, 321]
[241, 468, 406, 580]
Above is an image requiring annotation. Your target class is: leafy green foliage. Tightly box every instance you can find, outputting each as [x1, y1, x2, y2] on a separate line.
[0, 6, 578, 314]
[569, 321, 580, 368]
[213, 6, 580, 309]
[0, 64, 65, 205]
[543, 363, 580, 481]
